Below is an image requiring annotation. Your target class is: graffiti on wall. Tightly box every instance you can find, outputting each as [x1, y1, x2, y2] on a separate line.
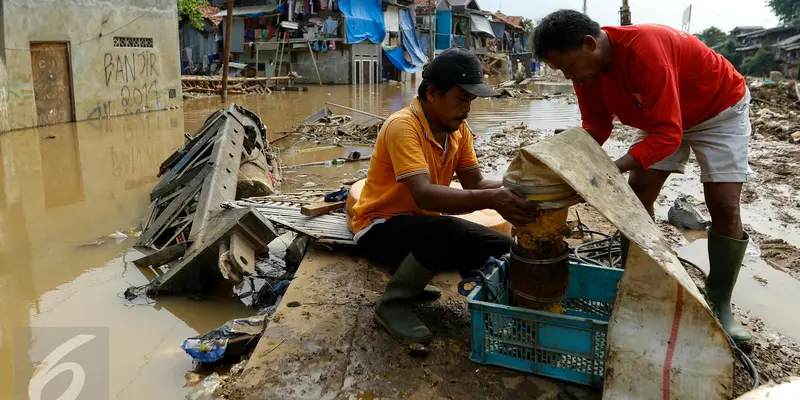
[86, 50, 168, 119]
[104, 51, 161, 109]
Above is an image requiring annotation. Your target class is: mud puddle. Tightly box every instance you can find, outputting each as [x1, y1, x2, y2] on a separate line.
[678, 239, 800, 342]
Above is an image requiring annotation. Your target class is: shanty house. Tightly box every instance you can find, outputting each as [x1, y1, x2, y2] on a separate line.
[382, 0, 429, 82]
[214, 0, 397, 85]
[736, 26, 800, 58]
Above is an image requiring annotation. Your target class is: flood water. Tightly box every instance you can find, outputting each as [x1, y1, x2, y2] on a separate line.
[0, 82, 580, 399]
[3, 81, 798, 399]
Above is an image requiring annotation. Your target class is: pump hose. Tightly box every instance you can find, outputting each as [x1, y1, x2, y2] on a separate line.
[568, 228, 760, 390]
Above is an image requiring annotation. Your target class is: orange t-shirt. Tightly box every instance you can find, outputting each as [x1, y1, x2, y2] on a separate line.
[351, 96, 480, 236]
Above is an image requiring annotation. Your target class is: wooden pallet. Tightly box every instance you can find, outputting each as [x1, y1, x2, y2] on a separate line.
[227, 200, 355, 246]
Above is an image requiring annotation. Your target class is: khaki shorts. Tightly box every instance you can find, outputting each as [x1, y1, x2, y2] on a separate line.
[631, 88, 753, 183]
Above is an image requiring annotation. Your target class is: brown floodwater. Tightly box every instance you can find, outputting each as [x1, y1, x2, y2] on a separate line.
[0, 82, 581, 399]
[4, 80, 798, 399]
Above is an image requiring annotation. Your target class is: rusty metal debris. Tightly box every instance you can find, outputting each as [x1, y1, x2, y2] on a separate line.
[134, 104, 280, 294]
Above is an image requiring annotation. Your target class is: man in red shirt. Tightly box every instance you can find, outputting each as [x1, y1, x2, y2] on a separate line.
[533, 10, 753, 343]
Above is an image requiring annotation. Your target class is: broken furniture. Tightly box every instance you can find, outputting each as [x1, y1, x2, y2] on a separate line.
[134, 104, 279, 294]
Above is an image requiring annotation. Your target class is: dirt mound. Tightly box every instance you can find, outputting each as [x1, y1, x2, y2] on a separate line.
[749, 78, 800, 143]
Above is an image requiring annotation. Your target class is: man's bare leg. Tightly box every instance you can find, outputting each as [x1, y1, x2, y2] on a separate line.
[618, 168, 673, 268]
[628, 168, 673, 217]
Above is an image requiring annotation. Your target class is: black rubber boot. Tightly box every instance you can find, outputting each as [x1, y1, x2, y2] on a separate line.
[706, 230, 753, 343]
[374, 253, 436, 343]
[619, 234, 630, 269]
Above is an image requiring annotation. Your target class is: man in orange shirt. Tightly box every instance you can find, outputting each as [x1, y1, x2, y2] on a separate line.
[533, 10, 753, 343]
[352, 48, 538, 343]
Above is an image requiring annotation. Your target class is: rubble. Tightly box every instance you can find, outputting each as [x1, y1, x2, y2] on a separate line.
[181, 76, 300, 96]
[284, 107, 382, 145]
[748, 78, 800, 143]
[474, 122, 546, 170]
[542, 92, 578, 105]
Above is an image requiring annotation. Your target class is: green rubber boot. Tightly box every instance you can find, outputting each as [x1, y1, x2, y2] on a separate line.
[374, 253, 436, 343]
[706, 230, 753, 343]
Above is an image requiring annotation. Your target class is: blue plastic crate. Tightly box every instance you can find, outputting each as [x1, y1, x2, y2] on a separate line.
[467, 262, 623, 387]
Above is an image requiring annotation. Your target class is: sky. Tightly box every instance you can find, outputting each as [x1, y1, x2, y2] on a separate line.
[479, 0, 781, 34]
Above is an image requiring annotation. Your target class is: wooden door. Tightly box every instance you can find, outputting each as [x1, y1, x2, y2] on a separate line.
[30, 43, 74, 126]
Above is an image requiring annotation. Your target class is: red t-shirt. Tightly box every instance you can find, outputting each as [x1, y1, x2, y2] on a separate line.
[575, 24, 746, 169]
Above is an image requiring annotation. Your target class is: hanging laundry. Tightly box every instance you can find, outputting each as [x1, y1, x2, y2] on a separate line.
[304, 0, 311, 15]
[322, 17, 339, 36]
[322, 40, 328, 52]
[312, 41, 320, 51]
[266, 25, 277, 41]
[328, 39, 336, 50]
[319, 0, 327, 10]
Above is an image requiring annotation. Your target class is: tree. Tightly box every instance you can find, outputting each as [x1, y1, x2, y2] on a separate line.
[521, 18, 534, 32]
[695, 26, 728, 47]
[741, 48, 779, 76]
[178, 0, 210, 31]
[718, 39, 743, 71]
[768, 0, 800, 23]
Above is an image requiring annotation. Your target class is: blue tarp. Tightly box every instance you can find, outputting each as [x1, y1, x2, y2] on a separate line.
[399, 9, 428, 66]
[339, 0, 386, 44]
[384, 47, 421, 73]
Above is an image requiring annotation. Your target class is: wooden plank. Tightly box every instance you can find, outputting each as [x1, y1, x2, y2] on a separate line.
[300, 201, 345, 216]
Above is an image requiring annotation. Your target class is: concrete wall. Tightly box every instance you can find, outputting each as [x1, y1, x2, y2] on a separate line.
[0, 0, 182, 132]
[293, 45, 351, 85]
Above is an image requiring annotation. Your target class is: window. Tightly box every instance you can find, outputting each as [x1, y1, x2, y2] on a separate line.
[113, 37, 154, 48]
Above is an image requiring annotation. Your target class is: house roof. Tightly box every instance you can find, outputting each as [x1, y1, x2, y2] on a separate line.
[777, 33, 800, 47]
[732, 26, 763, 31]
[451, 0, 480, 13]
[735, 44, 762, 52]
[414, 0, 449, 12]
[198, 5, 222, 26]
[492, 11, 523, 30]
[738, 25, 799, 39]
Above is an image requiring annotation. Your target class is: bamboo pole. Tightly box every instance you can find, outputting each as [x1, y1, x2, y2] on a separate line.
[325, 102, 386, 120]
[221, 0, 234, 103]
[307, 41, 323, 86]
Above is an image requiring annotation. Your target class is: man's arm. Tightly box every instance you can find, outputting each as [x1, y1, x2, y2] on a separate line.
[401, 174, 537, 227]
[457, 168, 502, 190]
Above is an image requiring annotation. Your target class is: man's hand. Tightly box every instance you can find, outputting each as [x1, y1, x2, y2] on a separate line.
[489, 188, 540, 226]
[613, 153, 639, 173]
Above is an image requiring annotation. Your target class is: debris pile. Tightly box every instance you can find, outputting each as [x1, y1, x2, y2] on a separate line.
[182, 76, 275, 96]
[475, 122, 545, 169]
[286, 107, 382, 145]
[492, 79, 544, 100]
[542, 92, 578, 105]
[749, 78, 800, 143]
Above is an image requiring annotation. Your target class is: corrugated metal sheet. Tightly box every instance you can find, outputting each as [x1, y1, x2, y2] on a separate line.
[214, 5, 279, 18]
[470, 14, 495, 38]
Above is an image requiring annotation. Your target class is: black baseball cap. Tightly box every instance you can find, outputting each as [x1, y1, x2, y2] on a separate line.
[422, 47, 499, 98]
